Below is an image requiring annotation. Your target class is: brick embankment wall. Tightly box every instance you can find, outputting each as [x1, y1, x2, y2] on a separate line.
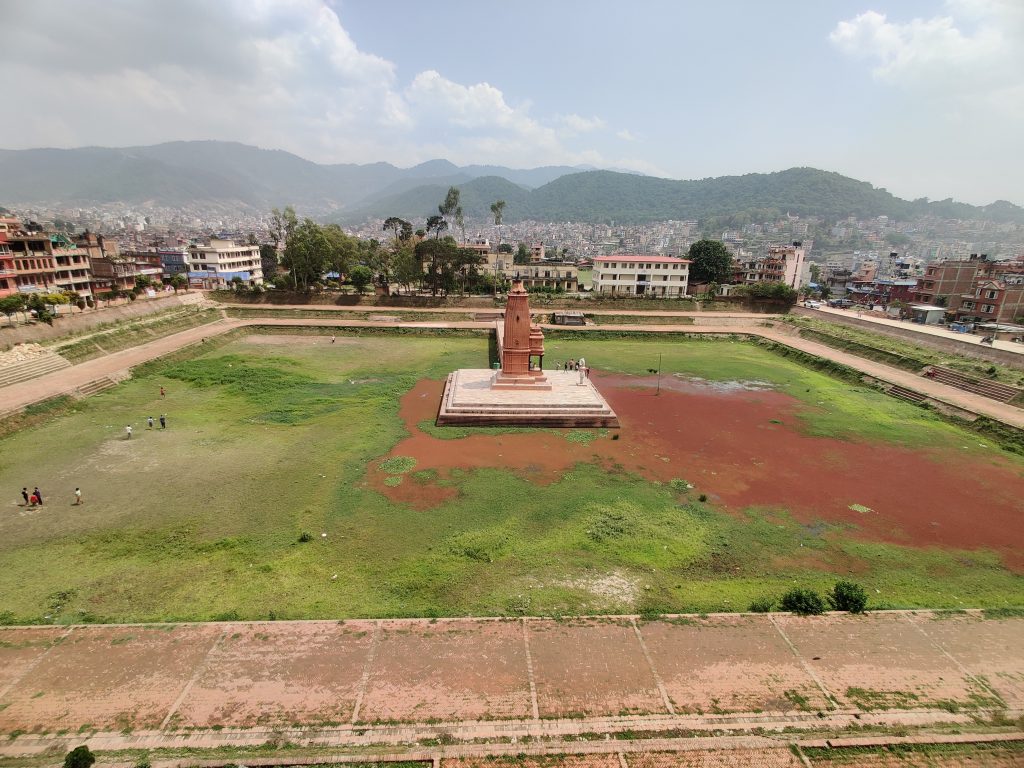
[791, 307, 1024, 369]
[0, 293, 204, 350]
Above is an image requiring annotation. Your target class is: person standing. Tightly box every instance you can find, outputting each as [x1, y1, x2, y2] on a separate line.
[74, 488, 82, 505]
[21, 488, 29, 506]
[331, 335, 336, 344]
[147, 416, 154, 429]
[160, 386, 166, 398]
[126, 424, 132, 439]
[33, 487, 43, 505]
[159, 414, 166, 429]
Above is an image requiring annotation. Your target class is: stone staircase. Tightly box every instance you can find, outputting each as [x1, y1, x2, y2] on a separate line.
[75, 377, 119, 397]
[0, 347, 72, 388]
[924, 366, 1021, 404]
[887, 384, 927, 404]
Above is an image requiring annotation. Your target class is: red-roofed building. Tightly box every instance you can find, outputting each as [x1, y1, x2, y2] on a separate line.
[592, 254, 690, 297]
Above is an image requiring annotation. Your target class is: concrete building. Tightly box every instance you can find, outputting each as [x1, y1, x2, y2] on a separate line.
[592, 254, 690, 297]
[912, 255, 985, 306]
[0, 234, 16, 298]
[949, 276, 1024, 324]
[75, 231, 134, 295]
[188, 238, 263, 287]
[51, 233, 93, 300]
[6, 232, 57, 294]
[734, 242, 806, 289]
[511, 263, 578, 292]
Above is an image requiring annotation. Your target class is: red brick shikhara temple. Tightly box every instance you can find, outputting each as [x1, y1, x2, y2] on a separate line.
[492, 281, 551, 390]
[435, 281, 619, 428]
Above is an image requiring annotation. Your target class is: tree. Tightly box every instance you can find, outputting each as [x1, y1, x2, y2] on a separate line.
[425, 214, 447, 240]
[259, 243, 279, 278]
[490, 199, 506, 245]
[322, 223, 358, 278]
[828, 580, 867, 613]
[0, 294, 25, 326]
[808, 263, 821, 284]
[514, 243, 530, 265]
[392, 241, 422, 294]
[282, 218, 330, 292]
[687, 239, 734, 284]
[438, 187, 462, 240]
[170, 273, 187, 293]
[349, 265, 373, 294]
[498, 243, 513, 254]
[269, 205, 297, 248]
[415, 237, 458, 296]
[64, 746, 95, 768]
[383, 216, 412, 245]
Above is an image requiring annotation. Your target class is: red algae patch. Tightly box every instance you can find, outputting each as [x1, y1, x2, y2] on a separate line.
[371, 374, 1024, 570]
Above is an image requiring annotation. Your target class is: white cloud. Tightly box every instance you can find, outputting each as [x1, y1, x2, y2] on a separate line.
[616, 129, 638, 142]
[0, 0, 614, 172]
[830, 2, 1022, 100]
[556, 114, 607, 136]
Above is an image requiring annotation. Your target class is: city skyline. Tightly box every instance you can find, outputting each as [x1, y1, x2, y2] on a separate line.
[2, 0, 1022, 206]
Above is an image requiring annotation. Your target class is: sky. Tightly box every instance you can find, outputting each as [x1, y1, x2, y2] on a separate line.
[1, 0, 1021, 206]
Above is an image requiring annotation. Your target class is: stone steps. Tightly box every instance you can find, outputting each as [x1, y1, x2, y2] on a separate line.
[0, 352, 71, 388]
[925, 366, 1020, 403]
[888, 385, 927, 404]
[75, 377, 118, 397]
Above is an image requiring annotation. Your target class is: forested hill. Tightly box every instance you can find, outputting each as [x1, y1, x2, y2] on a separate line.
[347, 167, 1024, 225]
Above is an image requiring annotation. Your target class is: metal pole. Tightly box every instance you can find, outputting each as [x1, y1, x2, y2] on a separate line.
[656, 353, 662, 395]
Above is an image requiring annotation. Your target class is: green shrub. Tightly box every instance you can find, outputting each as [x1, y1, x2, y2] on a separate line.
[829, 580, 868, 613]
[748, 597, 775, 613]
[64, 746, 95, 768]
[298, 531, 313, 543]
[780, 587, 826, 616]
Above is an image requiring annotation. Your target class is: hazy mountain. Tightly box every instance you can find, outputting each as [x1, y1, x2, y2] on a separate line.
[0, 141, 586, 213]
[343, 176, 531, 223]
[2, 142, 1019, 225]
[354, 167, 1024, 225]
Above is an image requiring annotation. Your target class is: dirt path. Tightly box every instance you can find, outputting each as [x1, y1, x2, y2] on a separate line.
[0, 611, 1019, 757]
[2, 316, 1022, 428]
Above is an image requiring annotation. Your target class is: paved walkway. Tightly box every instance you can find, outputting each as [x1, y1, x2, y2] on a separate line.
[2, 316, 1023, 428]
[0, 611, 1020, 758]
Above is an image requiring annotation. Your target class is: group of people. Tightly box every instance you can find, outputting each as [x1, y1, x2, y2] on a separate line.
[126, 413, 167, 438]
[559, 358, 591, 378]
[20, 486, 81, 506]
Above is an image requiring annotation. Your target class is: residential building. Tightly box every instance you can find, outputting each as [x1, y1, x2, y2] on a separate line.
[529, 243, 546, 263]
[0, 234, 16, 298]
[51, 233, 93, 300]
[911, 254, 985, 306]
[511, 263, 578, 292]
[156, 246, 191, 278]
[592, 254, 690, 297]
[188, 238, 263, 287]
[7, 231, 58, 294]
[949, 275, 1024, 324]
[76, 231, 134, 294]
[734, 242, 806, 289]
[847, 278, 918, 306]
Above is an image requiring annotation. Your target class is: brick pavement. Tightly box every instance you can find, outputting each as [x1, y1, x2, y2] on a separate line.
[0, 612, 1020, 758]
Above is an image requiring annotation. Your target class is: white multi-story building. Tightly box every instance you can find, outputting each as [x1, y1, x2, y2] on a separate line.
[187, 238, 263, 287]
[592, 254, 690, 297]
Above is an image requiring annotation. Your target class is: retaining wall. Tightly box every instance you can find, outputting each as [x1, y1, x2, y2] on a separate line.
[792, 307, 1024, 370]
[0, 293, 204, 350]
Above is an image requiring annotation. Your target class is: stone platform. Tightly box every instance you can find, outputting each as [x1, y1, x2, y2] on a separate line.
[437, 368, 620, 428]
